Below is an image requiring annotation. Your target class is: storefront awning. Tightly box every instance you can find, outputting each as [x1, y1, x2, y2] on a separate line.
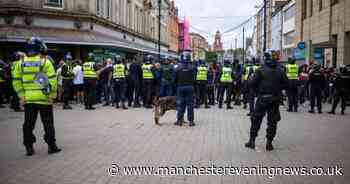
[0, 26, 178, 57]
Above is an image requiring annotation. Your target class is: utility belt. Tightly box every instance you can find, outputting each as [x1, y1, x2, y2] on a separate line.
[114, 78, 125, 82]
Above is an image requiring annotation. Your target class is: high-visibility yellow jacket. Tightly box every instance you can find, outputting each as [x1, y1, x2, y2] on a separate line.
[113, 64, 126, 79]
[12, 55, 57, 105]
[142, 64, 154, 80]
[243, 65, 259, 81]
[196, 66, 208, 81]
[220, 67, 233, 83]
[286, 64, 298, 80]
[83, 61, 98, 79]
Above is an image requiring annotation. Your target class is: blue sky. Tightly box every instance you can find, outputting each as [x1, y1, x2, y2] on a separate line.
[175, 0, 261, 49]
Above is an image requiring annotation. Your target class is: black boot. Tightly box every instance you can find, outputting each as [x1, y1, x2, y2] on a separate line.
[48, 144, 61, 154]
[219, 104, 223, 109]
[308, 109, 315, 114]
[243, 104, 247, 109]
[266, 141, 274, 151]
[189, 121, 195, 127]
[328, 110, 335, 114]
[89, 106, 96, 110]
[115, 103, 119, 109]
[205, 105, 210, 109]
[122, 103, 128, 110]
[244, 137, 255, 149]
[174, 121, 182, 126]
[341, 109, 345, 115]
[25, 145, 35, 156]
[63, 104, 73, 110]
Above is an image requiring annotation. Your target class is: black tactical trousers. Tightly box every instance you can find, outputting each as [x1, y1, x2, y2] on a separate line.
[23, 104, 56, 147]
[310, 89, 322, 111]
[287, 80, 299, 111]
[142, 79, 154, 106]
[84, 78, 97, 107]
[218, 83, 232, 107]
[114, 79, 127, 105]
[62, 79, 73, 106]
[195, 81, 208, 106]
[250, 96, 281, 142]
[332, 91, 348, 112]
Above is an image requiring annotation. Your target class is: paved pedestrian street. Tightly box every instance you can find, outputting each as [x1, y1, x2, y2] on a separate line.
[0, 104, 349, 184]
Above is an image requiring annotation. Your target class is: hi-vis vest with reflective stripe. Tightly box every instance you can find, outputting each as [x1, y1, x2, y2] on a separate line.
[220, 67, 233, 83]
[62, 63, 73, 80]
[113, 64, 125, 79]
[286, 64, 298, 80]
[83, 61, 97, 78]
[196, 66, 208, 81]
[142, 64, 153, 79]
[243, 65, 259, 80]
[12, 55, 57, 104]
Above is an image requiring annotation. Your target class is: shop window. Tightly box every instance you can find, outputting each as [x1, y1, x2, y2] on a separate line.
[44, 0, 63, 9]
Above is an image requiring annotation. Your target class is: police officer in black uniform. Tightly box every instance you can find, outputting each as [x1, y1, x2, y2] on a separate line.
[61, 52, 74, 110]
[173, 52, 196, 127]
[308, 64, 326, 114]
[328, 66, 350, 115]
[245, 52, 288, 151]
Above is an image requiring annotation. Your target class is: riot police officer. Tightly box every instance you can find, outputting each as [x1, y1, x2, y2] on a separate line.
[113, 55, 128, 109]
[83, 53, 98, 110]
[245, 52, 288, 151]
[243, 61, 259, 115]
[160, 57, 173, 97]
[195, 59, 210, 108]
[142, 55, 155, 108]
[61, 52, 74, 110]
[285, 57, 299, 112]
[218, 59, 234, 109]
[308, 64, 326, 114]
[328, 66, 350, 115]
[173, 52, 196, 127]
[12, 37, 61, 156]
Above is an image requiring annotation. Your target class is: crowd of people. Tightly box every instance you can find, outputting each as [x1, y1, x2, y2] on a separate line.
[0, 47, 350, 115]
[0, 37, 349, 155]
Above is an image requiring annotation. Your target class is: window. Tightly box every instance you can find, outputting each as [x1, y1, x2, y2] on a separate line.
[310, 0, 313, 17]
[106, 0, 112, 19]
[319, 0, 323, 11]
[44, 0, 63, 8]
[96, 0, 103, 16]
[284, 31, 295, 46]
[302, 0, 307, 20]
[284, 5, 295, 21]
[331, 0, 339, 6]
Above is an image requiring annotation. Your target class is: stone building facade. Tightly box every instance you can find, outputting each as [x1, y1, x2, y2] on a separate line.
[189, 32, 208, 60]
[295, 0, 350, 67]
[0, 0, 178, 62]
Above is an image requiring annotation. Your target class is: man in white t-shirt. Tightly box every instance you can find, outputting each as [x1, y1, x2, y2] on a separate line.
[73, 60, 84, 103]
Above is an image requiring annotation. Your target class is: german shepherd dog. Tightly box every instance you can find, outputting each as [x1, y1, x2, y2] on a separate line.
[154, 96, 177, 125]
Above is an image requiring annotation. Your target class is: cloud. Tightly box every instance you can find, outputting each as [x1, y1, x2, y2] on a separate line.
[174, 0, 259, 49]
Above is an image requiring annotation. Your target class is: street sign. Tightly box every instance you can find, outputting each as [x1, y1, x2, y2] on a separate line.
[297, 42, 306, 50]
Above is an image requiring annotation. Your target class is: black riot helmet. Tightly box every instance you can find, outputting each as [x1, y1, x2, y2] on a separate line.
[288, 57, 296, 64]
[114, 55, 122, 64]
[181, 52, 192, 63]
[263, 52, 277, 67]
[145, 55, 154, 64]
[87, 53, 95, 62]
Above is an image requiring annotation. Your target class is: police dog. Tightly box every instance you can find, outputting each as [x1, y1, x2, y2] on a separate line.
[154, 96, 177, 125]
